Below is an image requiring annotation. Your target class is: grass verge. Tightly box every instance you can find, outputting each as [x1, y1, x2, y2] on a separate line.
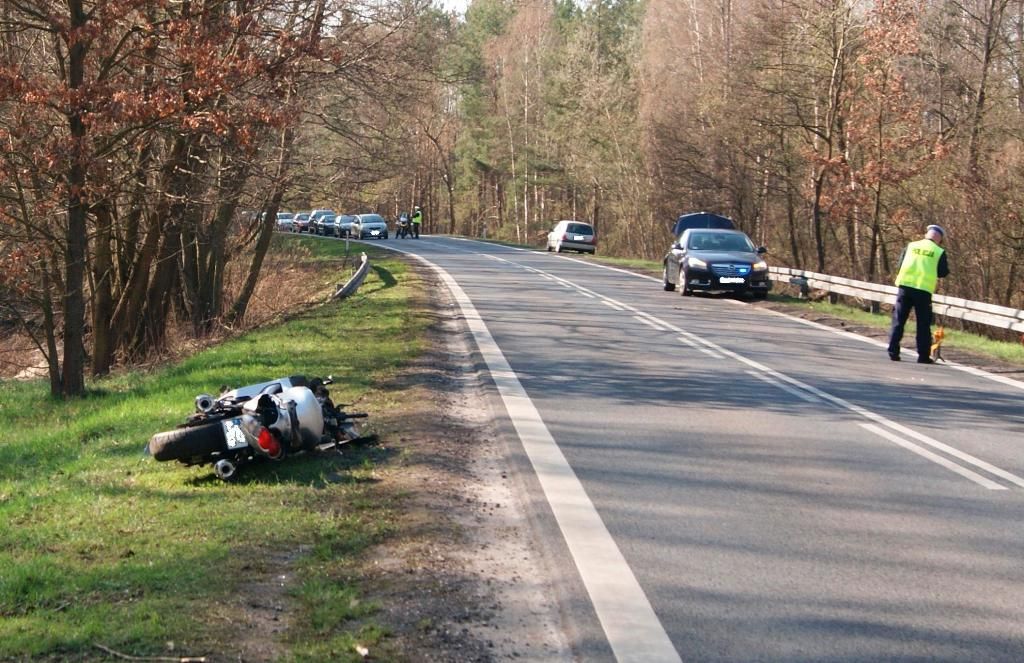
[0, 236, 425, 661]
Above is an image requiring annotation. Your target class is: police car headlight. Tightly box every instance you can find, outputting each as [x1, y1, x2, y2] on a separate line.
[753, 260, 768, 271]
[688, 257, 708, 270]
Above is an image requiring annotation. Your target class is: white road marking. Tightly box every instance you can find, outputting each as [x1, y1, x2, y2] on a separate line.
[860, 424, 1007, 490]
[676, 335, 724, 359]
[380, 237, 1022, 492]
[602, 300, 625, 311]
[634, 315, 668, 331]
[521, 243, 1024, 393]
[745, 370, 821, 403]
[404, 250, 681, 663]
[489, 258, 1024, 490]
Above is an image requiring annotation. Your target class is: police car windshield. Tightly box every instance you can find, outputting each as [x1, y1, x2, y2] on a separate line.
[688, 233, 755, 252]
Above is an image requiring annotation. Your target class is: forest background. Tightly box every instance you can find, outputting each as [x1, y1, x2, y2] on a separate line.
[2, 0, 1023, 397]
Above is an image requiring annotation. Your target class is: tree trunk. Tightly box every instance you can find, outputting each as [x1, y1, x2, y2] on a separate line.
[60, 0, 89, 398]
[227, 124, 294, 325]
[91, 203, 116, 375]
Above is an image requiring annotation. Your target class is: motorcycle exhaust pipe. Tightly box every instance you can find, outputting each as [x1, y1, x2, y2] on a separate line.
[195, 394, 216, 413]
[214, 459, 238, 481]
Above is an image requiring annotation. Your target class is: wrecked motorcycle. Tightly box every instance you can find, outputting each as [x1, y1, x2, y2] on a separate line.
[147, 375, 371, 481]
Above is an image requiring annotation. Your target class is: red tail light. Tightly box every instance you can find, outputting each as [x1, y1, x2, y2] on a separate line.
[257, 427, 282, 458]
[563, 234, 569, 241]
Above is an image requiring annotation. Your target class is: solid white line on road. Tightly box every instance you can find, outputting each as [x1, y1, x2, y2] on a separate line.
[515, 264, 1022, 489]
[676, 335, 723, 359]
[389, 239, 1022, 491]
[634, 315, 668, 332]
[577, 290, 596, 299]
[745, 370, 821, 403]
[526, 244, 1024, 393]
[860, 424, 1007, 490]
[411, 253, 682, 663]
[718, 348, 1024, 488]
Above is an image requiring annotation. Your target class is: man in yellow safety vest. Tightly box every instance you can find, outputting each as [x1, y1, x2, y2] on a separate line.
[887, 224, 949, 364]
[411, 206, 422, 238]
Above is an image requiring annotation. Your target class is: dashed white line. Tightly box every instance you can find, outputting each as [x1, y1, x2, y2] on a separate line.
[860, 423, 1006, 490]
[634, 315, 668, 331]
[381, 238, 1023, 492]
[745, 370, 821, 403]
[408, 252, 682, 663]
[677, 335, 724, 359]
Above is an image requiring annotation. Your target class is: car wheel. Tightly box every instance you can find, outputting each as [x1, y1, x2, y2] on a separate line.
[663, 264, 676, 291]
[680, 266, 693, 296]
[546, 243, 552, 252]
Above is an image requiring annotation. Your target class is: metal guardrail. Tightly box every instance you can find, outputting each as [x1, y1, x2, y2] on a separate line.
[768, 267, 1024, 334]
[333, 252, 370, 300]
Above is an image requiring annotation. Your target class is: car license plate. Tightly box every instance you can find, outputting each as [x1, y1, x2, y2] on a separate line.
[720, 277, 745, 284]
[222, 418, 248, 449]
[573, 235, 585, 241]
[371, 230, 380, 236]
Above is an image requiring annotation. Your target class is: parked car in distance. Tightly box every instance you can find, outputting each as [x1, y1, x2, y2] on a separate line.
[309, 209, 335, 234]
[546, 220, 596, 254]
[333, 214, 356, 238]
[351, 213, 389, 239]
[663, 228, 771, 299]
[671, 211, 735, 238]
[276, 212, 294, 232]
[293, 212, 312, 233]
[314, 213, 337, 236]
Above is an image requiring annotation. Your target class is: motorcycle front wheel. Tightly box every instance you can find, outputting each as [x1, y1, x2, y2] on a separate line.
[149, 421, 225, 462]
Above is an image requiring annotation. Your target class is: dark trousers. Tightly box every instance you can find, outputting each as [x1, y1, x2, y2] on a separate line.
[412, 223, 420, 238]
[888, 286, 932, 359]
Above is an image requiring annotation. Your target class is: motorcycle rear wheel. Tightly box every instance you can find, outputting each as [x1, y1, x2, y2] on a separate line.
[149, 421, 225, 462]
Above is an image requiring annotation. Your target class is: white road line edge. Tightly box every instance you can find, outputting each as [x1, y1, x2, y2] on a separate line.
[509, 259, 1023, 490]
[745, 370, 821, 403]
[375, 239, 1021, 494]
[409, 252, 681, 663]
[860, 424, 1007, 490]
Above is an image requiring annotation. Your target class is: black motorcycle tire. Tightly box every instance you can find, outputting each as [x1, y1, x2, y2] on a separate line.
[149, 421, 225, 462]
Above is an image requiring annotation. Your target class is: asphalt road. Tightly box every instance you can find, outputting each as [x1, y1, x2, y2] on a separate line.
[373, 235, 1024, 662]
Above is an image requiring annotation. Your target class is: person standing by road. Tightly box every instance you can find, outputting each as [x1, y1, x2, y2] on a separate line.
[411, 205, 422, 238]
[887, 224, 949, 364]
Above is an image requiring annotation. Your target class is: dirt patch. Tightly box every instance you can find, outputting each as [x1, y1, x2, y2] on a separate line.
[350, 269, 571, 661]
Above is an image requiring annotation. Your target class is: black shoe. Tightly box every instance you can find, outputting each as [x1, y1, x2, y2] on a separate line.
[889, 353, 901, 362]
[917, 357, 934, 364]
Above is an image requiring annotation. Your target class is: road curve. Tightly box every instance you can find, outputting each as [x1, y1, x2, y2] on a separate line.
[368, 235, 1024, 662]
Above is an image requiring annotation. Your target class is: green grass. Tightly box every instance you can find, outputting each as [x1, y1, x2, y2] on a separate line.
[771, 294, 1024, 366]
[0, 236, 425, 661]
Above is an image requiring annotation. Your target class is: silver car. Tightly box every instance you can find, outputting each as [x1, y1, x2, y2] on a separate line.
[351, 213, 389, 240]
[333, 214, 356, 238]
[546, 220, 596, 254]
[276, 212, 294, 231]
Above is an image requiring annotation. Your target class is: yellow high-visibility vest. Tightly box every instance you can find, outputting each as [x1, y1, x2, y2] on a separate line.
[895, 238, 944, 293]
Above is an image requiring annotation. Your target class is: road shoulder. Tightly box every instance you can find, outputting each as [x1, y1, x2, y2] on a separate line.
[358, 267, 572, 661]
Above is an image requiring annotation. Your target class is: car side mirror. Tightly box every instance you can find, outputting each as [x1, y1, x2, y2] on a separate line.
[672, 242, 682, 250]
[757, 246, 767, 254]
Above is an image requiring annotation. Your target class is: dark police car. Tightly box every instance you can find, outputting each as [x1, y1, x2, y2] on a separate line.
[662, 228, 771, 299]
